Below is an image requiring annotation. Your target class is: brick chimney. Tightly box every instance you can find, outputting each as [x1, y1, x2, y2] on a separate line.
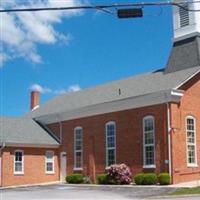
[30, 91, 40, 110]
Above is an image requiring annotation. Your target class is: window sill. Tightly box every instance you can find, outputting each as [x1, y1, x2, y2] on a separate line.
[73, 168, 83, 171]
[46, 171, 55, 175]
[143, 165, 156, 169]
[14, 172, 24, 175]
[187, 164, 198, 168]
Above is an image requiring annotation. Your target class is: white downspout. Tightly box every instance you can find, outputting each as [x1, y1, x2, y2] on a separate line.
[166, 103, 172, 180]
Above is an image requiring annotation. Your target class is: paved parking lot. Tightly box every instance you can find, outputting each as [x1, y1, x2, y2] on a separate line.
[0, 184, 199, 200]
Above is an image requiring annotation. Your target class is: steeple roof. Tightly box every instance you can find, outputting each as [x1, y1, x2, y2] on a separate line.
[165, 36, 200, 73]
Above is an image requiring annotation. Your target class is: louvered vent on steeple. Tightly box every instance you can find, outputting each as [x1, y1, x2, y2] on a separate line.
[179, 4, 189, 27]
[173, 0, 200, 42]
[165, 1, 200, 73]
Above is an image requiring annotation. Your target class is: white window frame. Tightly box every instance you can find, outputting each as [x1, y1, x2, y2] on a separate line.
[14, 150, 24, 175]
[186, 116, 198, 167]
[74, 126, 83, 170]
[45, 151, 55, 174]
[143, 116, 156, 169]
[105, 121, 116, 167]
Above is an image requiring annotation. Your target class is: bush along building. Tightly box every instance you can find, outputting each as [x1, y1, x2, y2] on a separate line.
[0, 0, 200, 186]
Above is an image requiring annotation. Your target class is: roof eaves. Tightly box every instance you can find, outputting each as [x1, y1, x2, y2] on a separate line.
[35, 89, 183, 124]
[4, 142, 60, 148]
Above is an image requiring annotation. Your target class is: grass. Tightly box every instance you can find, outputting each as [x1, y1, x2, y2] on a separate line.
[171, 187, 200, 195]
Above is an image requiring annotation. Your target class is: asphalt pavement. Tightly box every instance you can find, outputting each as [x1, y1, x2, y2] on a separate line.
[0, 184, 199, 200]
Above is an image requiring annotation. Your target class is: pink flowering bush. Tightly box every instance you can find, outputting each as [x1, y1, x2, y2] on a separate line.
[106, 164, 132, 185]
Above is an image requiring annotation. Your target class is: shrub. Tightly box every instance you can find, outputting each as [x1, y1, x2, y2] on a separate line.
[97, 174, 110, 184]
[106, 164, 132, 185]
[134, 173, 145, 185]
[66, 173, 84, 184]
[143, 173, 157, 185]
[158, 173, 170, 185]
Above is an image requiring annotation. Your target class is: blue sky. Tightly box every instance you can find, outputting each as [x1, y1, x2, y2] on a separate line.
[0, 0, 173, 117]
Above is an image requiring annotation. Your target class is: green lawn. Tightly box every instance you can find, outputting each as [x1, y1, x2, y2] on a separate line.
[171, 187, 200, 195]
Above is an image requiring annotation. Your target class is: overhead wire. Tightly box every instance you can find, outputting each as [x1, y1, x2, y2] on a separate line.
[0, 1, 200, 13]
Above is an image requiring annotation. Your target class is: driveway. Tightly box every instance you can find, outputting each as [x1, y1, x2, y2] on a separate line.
[0, 184, 199, 200]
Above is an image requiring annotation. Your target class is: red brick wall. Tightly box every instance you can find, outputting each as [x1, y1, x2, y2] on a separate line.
[48, 104, 169, 180]
[171, 72, 200, 184]
[2, 147, 59, 187]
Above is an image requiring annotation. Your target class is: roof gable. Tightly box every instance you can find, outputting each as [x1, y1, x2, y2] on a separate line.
[0, 117, 59, 147]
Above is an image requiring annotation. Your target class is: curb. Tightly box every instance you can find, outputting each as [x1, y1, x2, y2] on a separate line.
[63, 183, 176, 188]
[0, 182, 198, 190]
[0, 181, 62, 190]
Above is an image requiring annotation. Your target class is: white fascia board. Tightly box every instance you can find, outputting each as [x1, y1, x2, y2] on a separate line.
[173, 31, 200, 43]
[36, 89, 183, 125]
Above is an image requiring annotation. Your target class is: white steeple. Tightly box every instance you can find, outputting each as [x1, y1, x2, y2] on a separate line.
[173, 0, 200, 42]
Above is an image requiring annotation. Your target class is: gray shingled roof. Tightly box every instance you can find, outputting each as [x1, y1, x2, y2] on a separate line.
[27, 66, 200, 119]
[165, 36, 200, 73]
[0, 117, 59, 146]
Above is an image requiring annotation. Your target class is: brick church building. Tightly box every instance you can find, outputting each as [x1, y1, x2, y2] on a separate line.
[1, 1, 200, 186]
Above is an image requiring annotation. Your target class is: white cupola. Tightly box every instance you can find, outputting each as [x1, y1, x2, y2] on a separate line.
[173, 0, 200, 42]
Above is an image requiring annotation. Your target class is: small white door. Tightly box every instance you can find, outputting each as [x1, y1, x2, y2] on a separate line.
[60, 152, 67, 182]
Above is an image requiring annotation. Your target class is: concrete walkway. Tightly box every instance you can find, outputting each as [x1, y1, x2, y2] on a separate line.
[169, 180, 200, 188]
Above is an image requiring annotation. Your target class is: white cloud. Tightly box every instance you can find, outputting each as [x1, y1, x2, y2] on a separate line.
[0, 53, 10, 68]
[0, 0, 83, 66]
[30, 83, 81, 94]
[30, 84, 52, 94]
[67, 84, 81, 92]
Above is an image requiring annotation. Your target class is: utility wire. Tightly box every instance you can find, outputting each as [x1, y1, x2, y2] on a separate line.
[0, 1, 200, 13]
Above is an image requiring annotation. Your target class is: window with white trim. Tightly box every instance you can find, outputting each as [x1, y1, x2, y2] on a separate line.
[14, 150, 24, 174]
[45, 151, 54, 173]
[106, 122, 116, 167]
[186, 116, 197, 166]
[179, 4, 189, 27]
[143, 116, 155, 167]
[74, 127, 83, 169]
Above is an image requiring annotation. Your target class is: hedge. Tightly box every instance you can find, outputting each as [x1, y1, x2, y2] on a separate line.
[66, 173, 84, 184]
[143, 173, 157, 185]
[158, 173, 170, 185]
[97, 174, 110, 184]
[133, 173, 145, 185]
[134, 173, 157, 185]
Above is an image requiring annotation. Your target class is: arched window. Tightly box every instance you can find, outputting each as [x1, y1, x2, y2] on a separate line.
[74, 126, 83, 169]
[143, 116, 155, 168]
[105, 121, 116, 167]
[186, 116, 197, 166]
